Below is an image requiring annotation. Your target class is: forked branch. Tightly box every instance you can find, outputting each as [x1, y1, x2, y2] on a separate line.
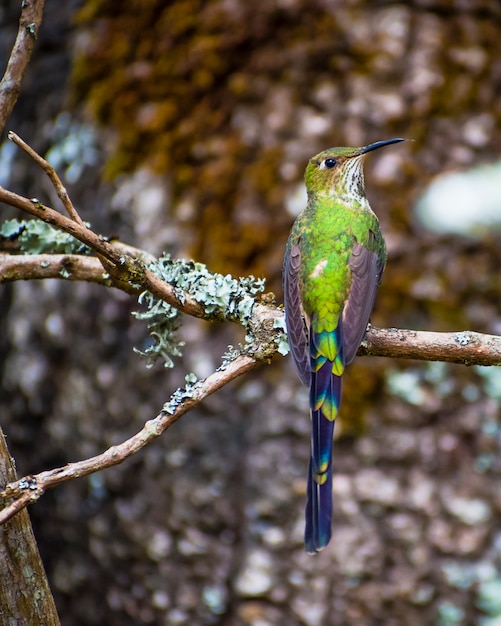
[1, 133, 501, 526]
[0, 353, 257, 524]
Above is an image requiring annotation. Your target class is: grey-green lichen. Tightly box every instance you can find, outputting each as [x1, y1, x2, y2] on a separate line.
[149, 254, 265, 321]
[133, 289, 184, 368]
[0, 218, 91, 255]
[221, 344, 245, 368]
[162, 372, 203, 415]
[133, 254, 266, 368]
[272, 315, 290, 356]
[162, 344, 247, 416]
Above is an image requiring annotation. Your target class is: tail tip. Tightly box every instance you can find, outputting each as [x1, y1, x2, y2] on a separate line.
[304, 528, 331, 555]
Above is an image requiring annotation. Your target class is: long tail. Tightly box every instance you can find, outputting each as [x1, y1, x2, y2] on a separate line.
[305, 323, 344, 554]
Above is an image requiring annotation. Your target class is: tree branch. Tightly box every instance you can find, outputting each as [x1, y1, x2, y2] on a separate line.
[0, 352, 257, 525]
[360, 326, 501, 366]
[2, 249, 500, 366]
[8, 132, 85, 224]
[0, 0, 45, 136]
[0, 183, 207, 317]
[0, 252, 121, 288]
[1, 132, 501, 528]
[1, 312, 499, 524]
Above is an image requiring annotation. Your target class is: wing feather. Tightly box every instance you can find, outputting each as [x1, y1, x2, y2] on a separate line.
[283, 240, 310, 385]
[342, 235, 385, 364]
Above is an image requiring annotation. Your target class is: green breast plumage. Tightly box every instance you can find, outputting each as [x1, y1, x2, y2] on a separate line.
[290, 195, 383, 330]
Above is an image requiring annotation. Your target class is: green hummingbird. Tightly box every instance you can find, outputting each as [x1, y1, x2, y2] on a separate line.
[283, 138, 405, 554]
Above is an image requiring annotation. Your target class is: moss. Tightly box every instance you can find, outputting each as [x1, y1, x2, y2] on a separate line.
[71, 1, 342, 275]
[71, 0, 501, 344]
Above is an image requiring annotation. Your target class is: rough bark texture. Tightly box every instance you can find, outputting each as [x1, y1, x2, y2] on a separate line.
[0, 428, 60, 625]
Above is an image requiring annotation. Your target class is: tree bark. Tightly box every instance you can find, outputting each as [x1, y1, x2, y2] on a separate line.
[0, 427, 60, 625]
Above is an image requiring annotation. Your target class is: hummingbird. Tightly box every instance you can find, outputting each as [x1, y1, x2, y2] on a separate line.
[283, 138, 405, 554]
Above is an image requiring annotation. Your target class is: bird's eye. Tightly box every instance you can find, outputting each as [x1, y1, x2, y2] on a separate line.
[323, 158, 337, 169]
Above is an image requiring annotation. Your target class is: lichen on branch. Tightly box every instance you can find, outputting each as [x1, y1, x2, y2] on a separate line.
[0, 218, 92, 255]
[133, 253, 266, 367]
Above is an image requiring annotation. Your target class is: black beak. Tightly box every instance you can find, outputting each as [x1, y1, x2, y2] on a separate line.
[361, 138, 406, 154]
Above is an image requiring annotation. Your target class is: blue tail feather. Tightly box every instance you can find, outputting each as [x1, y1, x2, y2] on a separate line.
[305, 323, 344, 554]
[305, 455, 333, 554]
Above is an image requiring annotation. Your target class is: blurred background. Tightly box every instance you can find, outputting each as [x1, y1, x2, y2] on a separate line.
[1, 1, 501, 624]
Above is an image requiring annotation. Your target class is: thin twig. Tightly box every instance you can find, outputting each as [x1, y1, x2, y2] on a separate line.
[7, 131, 85, 225]
[0, 184, 207, 318]
[0, 353, 257, 524]
[0, 0, 45, 136]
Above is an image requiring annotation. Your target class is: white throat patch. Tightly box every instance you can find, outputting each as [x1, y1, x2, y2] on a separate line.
[342, 156, 369, 207]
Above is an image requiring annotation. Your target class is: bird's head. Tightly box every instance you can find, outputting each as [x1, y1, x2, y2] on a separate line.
[305, 138, 405, 203]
